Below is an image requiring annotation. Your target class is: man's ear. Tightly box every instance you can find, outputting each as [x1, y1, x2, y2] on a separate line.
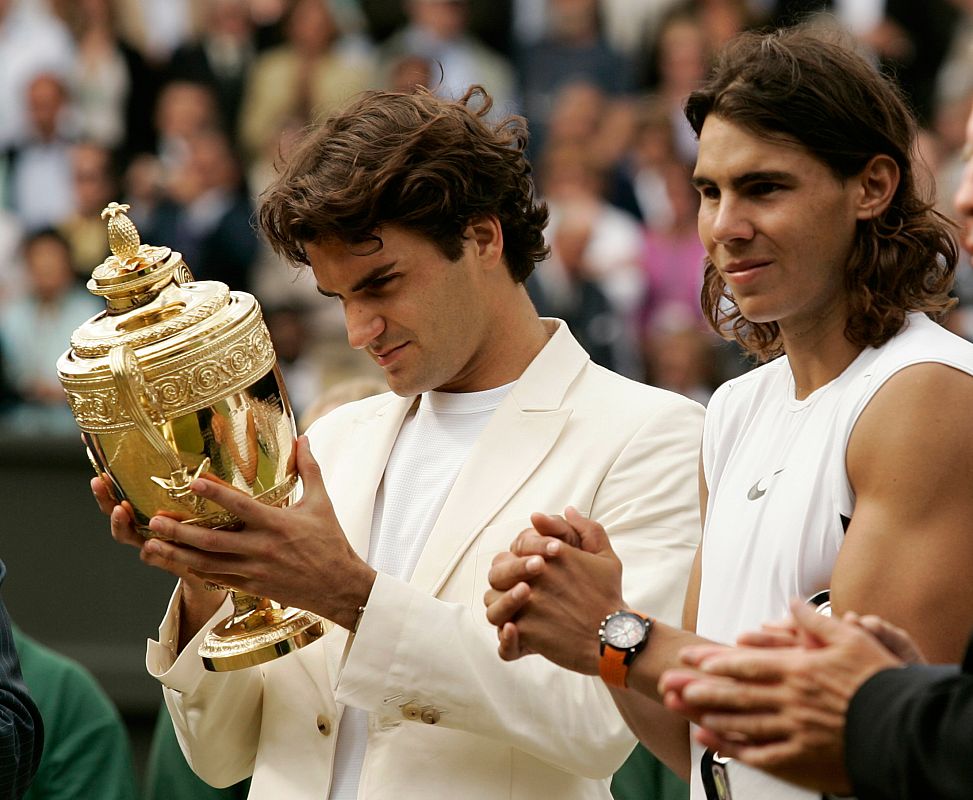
[467, 216, 504, 269]
[855, 155, 899, 220]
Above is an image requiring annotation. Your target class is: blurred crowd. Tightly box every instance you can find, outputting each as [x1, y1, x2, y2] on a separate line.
[0, 0, 972, 433]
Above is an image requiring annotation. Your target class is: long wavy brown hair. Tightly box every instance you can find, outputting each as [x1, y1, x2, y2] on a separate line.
[258, 86, 549, 283]
[684, 27, 957, 361]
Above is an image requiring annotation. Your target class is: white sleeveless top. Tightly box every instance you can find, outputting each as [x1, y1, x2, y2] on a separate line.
[691, 313, 973, 800]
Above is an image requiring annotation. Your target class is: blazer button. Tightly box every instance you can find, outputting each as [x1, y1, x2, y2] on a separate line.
[316, 715, 332, 736]
[401, 702, 421, 721]
[420, 708, 440, 725]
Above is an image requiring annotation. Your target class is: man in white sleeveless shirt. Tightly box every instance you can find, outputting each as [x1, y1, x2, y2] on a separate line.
[93, 87, 704, 798]
[485, 26, 973, 800]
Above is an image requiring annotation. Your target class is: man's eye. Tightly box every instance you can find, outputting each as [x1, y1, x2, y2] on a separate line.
[750, 182, 782, 195]
[697, 186, 719, 200]
[369, 275, 397, 292]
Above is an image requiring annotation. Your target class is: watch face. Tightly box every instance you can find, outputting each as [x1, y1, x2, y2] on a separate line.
[604, 613, 646, 649]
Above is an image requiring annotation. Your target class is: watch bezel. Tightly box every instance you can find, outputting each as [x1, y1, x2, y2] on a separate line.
[599, 610, 651, 656]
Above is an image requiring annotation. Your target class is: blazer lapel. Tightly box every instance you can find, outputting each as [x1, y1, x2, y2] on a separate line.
[303, 392, 415, 695]
[324, 393, 417, 560]
[409, 320, 590, 596]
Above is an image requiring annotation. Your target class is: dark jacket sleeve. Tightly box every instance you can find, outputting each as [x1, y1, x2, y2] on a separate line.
[0, 561, 43, 799]
[846, 634, 973, 800]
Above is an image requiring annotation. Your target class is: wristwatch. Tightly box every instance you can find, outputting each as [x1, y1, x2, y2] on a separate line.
[598, 610, 652, 688]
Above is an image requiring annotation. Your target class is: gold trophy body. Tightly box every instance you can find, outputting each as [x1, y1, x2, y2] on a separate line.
[57, 203, 325, 671]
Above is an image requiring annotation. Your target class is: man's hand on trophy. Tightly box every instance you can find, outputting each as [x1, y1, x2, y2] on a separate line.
[484, 508, 625, 674]
[90, 475, 204, 584]
[141, 435, 377, 632]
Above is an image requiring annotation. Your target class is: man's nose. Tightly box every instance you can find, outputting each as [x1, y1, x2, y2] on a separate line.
[344, 302, 385, 350]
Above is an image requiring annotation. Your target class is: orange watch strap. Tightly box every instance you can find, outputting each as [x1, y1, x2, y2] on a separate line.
[599, 645, 630, 688]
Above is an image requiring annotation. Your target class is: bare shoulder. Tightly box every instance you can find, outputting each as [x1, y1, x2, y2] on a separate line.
[848, 361, 973, 493]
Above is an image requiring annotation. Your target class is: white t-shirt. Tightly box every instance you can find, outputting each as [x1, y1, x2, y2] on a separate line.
[329, 382, 514, 799]
[692, 313, 973, 799]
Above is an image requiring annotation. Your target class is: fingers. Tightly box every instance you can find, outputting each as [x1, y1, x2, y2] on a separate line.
[788, 599, 843, 646]
[529, 513, 582, 548]
[484, 581, 531, 628]
[678, 677, 784, 714]
[855, 614, 924, 665]
[692, 650, 790, 683]
[187, 478, 274, 529]
[147, 516, 249, 556]
[109, 503, 142, 549]
[564, 507, 610, 553]
[511, 529, 567, 558]
[498, 621, 531, 661]
[678, 643, 731, 668]
[91, 476, 117, 516]
[142, 534, 246, 579]
[737, 627, 800, 649]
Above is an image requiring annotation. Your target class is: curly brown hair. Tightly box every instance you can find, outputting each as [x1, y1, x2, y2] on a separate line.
[684, 27, 957, 361]
[258, 86, 549, 283]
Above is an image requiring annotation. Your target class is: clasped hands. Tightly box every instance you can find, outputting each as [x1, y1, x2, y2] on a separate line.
[483, 507, 628, 676]
[92, 435, 375, 632]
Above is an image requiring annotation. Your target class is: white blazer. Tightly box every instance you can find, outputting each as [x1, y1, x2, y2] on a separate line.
[147, 320, 704, 799]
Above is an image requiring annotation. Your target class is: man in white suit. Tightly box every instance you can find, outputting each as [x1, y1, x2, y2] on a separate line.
[94, 86, 704, 799]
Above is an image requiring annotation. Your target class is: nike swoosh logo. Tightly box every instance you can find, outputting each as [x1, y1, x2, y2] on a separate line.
[747, 468, 785, 501]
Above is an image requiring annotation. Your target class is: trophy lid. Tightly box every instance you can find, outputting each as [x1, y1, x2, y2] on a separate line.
[65, 202, 236, 359]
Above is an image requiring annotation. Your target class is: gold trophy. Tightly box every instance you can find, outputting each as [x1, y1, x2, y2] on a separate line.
[57, 203, 326, 671]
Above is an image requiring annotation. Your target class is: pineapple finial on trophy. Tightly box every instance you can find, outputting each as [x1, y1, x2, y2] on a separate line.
[100, 202, 140, 264]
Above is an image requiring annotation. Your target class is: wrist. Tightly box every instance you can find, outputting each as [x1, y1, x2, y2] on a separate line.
[598, 608, 652, 689]
[332, 566, 376, 631]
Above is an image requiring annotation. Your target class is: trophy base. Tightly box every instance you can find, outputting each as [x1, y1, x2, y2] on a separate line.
[199, 603, 330, 672]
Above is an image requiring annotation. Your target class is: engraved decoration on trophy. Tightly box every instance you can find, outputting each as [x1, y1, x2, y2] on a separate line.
[57, 203, 327, 671]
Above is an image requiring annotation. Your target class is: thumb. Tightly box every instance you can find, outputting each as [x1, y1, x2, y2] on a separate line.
[530, 513, 582, 548]
[789, 598, 845, 648]
[295, 435, 330, 507]
[564, 506, 611, 554]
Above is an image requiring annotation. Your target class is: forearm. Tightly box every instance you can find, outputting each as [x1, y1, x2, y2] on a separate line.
[610, 686, 690, 779]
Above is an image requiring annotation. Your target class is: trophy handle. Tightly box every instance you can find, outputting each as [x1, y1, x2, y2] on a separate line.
[108, 343, 210, 509]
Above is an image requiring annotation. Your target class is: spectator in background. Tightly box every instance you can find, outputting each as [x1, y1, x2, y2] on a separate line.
[265, 303, 322, 420]
[12, 626, 137, 800]
[608, 97, 679, 226]
[531, 200, 624, 371]
[518, 0, 631, 156]
[110, 0, 204, 68]
[153, 81, 221, 176]
[57, 0, 137, 153]
[2, 73, 78, 232]
[239, 0, 373, 164]
[144, 129, 258, 292]
[0, 560, 42, 800]
[0, 229, 100, 435]
[639, 8, 712, 163]
[58, 142, 116, 278]
[638, 161, 706, 333]
[0, 0, 74, 151]
[379, 0, 516, 111]
[535, 138, 644, 376]
[168, 0, 257, 150]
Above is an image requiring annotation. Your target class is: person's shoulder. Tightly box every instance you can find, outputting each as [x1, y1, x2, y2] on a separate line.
[304, 390, 399, 440]
[577, 361, 705, 420]
[709, 357, 784, 406]
[13, 629, 118, 718]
